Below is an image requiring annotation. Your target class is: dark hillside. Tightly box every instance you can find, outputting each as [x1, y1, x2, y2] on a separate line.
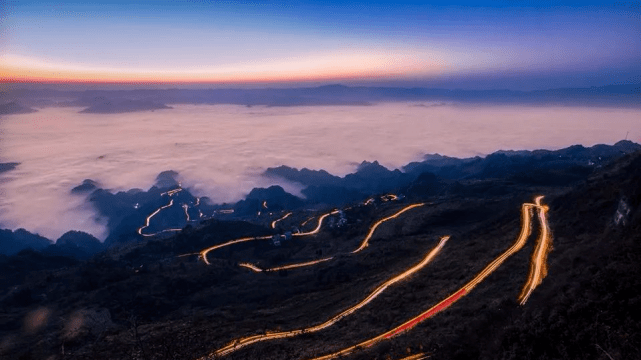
[421, 152, 641, 360]
[484, 152, 641, 360]
[0, 151, 639, 360]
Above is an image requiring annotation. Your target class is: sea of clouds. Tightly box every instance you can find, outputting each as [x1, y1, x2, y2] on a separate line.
[0, 103, 639, 240]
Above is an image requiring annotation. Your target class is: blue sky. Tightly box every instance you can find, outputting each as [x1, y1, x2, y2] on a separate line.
[1, 1, 640, 89]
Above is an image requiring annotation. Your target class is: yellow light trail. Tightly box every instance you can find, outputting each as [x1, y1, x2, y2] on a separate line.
[239, 204, 426, 273]
[395, 353, 429, 360]
[518, 196, 553, 305]
[381, 194, 399, 202]
[199, 204, 424, 273]
[307, 198, 549, 360]
[293, 211, 335, 237]
[238, 262, 264, 272]
[137, 199, 174, 236]
[199, 235, 273, 265]
[271, 212, 293, 229]
[352, 203, 425, 254]
[177, 252, 200, 258]
[265, 257, 334, 272]
[160, 188, 183, 197]
[204, 236, 449, 359]
[198, 211, 336, 265]
[301, 216, 316, 227]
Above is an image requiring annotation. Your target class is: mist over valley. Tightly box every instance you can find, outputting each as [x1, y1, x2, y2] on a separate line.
[1, 101, 639, 241]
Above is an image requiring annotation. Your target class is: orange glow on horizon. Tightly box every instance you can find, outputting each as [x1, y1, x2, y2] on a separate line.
[0, 52, 445, 85]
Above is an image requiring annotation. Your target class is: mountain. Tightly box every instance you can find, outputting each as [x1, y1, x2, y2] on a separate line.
[0, 162, 20, 174]
[6, 83, 641, 109]
[448, 150, 641, 360]
[71, 179, 99, 194]
[403, 140, 641, 181]
[0, 146, 639, 359]
[265, 142, 641, 206]
[265, 161, 411, 196]
[0, 228, 53, 255]
[155, 170, 180, 188]
[45, 231, 104, 259]
[70, 141, 641, 246]
[264, 166, 341, 187]
[76, 171, 211, 245]
[235, 185, 304, 214]
[0, 101, 37, 114]
[0, 228, 103, 259]
[342, 160, 412, 192]
[79, 99, 172, 113]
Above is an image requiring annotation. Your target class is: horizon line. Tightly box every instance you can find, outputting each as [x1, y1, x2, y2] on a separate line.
[2, 81, 640, 92]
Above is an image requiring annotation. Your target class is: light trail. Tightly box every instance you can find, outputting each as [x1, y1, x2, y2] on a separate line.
[364, 198, 375, 205]
[161, 188, 183, 197]
[263, 201, 268, 209]
[395, 353, 428, 360]
[206, 236, 449, 359]
[199, 235, 273, 265]
[301, 216, 316, 227]
[381, 194, 399, 202]
[266, 257, 334, 272]
[271, 212, 293, 229]
[195, 197, 200, 206]
[200, 204, 424, 274]
[144, 228, 184, 236]
[137, 187, 194, 237]
[183, 204, 190, 222]
[308, 198, 549, 360]
[137, 199, 175, 236]
[518, 196, 553, 305]
[351, 203, 425, 254]
[198, 210, 336, 265]
[238, 257, 335, 273]
[177, 252, 199, 258]
[240, 204, 426, 273]
[239, 262, 264, 272]
[293, 212, 335, 237]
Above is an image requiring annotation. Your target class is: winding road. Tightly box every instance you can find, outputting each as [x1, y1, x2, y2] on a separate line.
[229, 204, 425, 273]
[201, 236, 450, 359]
[138, 187, 204, 237]
[271, 212, 293, 229]
[137, 199, 184, 237]
[519, 196, 552, 305]
[306, 197, 550, 360]
[193, 196, 553, 360]
[198, 210, 338, 266]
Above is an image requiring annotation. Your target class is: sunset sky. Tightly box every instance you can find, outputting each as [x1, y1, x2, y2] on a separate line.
[1, 1, 640, 89]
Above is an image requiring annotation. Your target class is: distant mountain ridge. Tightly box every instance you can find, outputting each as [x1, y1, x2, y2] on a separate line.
[0, 229, 53, 256]
[1, 141, 640, 360]
[3, 83, 640, 112]
[267, 140, 641, 202]
[78, 98, 172, 113]
[0, 162, 20, 174]
[0, 228, 105, 258]
[0, 101, 36, 114]
[2, 140, 639, 256]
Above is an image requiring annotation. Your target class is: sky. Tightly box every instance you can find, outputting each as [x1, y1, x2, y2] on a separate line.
[1, 0, 640, 89]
